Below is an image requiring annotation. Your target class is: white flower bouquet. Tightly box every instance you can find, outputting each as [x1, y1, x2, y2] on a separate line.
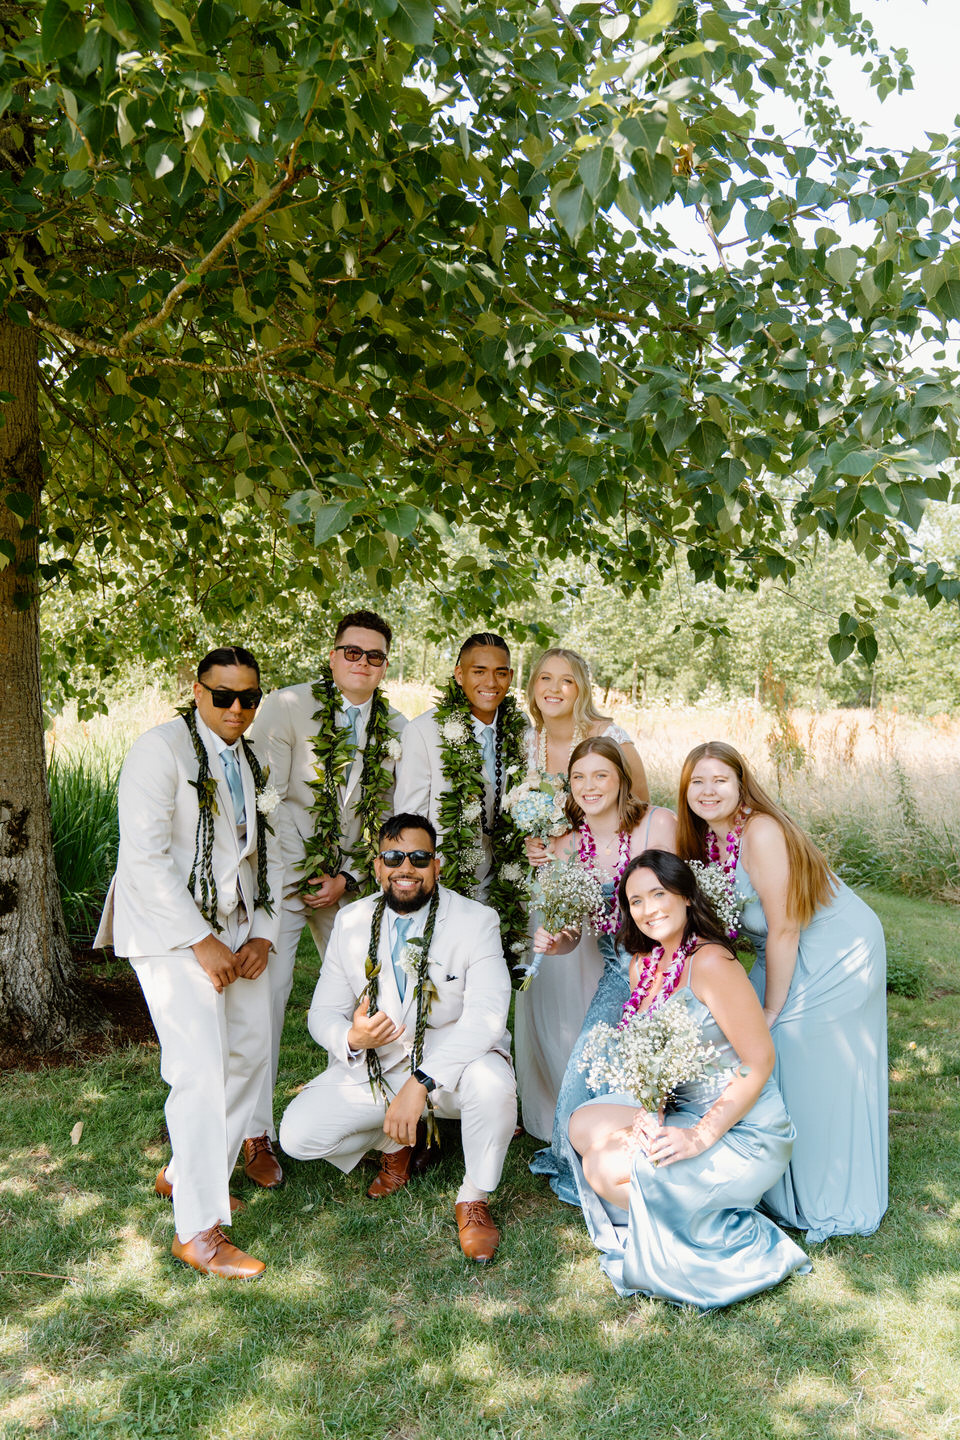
[526, 858, 605, 935]
[687, 859, 746, 940]
[579, 1001, 721, 1113]
[503, 771, 570, 839]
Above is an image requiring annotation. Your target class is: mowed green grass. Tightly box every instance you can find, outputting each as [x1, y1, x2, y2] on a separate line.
[1, 889, 958, 1440]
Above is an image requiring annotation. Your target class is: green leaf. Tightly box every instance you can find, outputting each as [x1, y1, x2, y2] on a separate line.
[40, 0, 85, 61]
[4, 492, 33, 520]
[933, 276, 960, 323]
[828, 633, 856, 664]
[569, 350, 602, 386]
[825, 248, 858, 285]
[385, 0, 434, 46]
[655, 413, 696, 455]
[312, 500, 362, 546]
[620, 113, 667, 156]
[381, 504, 419, 538]
[856, 633, 879, 666]
[577, 145, 617, 204]
[550, 180, 594, 242]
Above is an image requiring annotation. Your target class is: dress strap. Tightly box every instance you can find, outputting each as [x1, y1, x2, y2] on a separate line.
[642, 805, 659, 846]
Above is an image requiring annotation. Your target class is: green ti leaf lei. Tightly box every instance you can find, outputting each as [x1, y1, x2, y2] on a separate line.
[433, 678, 530, 987]
[178, 703, 275, 930]
[298, 666, 398, 895]
[362, 888, 441, 1142]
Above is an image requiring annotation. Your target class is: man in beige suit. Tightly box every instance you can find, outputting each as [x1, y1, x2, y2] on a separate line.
[279, 813, 517, 1261]
[394, 632, 514, 901]
[95, 646, 282, 1278]
[247, 610, 407, 1165]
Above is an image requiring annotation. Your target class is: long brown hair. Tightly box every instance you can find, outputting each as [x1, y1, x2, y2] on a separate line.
[565, 736, 647, 834]
[676, 740, 835, 927]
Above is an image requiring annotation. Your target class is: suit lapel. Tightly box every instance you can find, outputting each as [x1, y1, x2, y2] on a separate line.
[194, 714, 242, 860]
[237, 744, 257, 860]
[398, 886, 451, 1021]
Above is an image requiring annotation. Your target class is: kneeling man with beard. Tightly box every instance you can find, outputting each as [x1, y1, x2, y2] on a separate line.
[279, 813, 517, 1260]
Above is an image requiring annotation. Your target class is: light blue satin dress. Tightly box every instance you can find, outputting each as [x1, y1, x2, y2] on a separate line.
[528, 880, 629, 1203]
[736, 858, 888, 1242]
[571, 987, 811, 1309]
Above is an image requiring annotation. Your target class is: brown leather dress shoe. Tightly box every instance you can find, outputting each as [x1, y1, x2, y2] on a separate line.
[243, 1134, 284, 1189]
[172, 1224, 265, 1279]
[455, 1200, 500, 1262]
[367, 1144, 415, 1197]
[154, 1167, 245, 1215]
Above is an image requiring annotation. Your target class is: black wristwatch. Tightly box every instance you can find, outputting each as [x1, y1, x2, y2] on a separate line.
[338, 870, 360, 895]
[413, 1067, 437, 1093]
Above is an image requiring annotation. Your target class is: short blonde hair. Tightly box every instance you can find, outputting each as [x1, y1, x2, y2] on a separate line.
[527, 648, 606, 734]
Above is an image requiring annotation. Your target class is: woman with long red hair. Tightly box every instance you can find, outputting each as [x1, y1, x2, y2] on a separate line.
[676, 740, 887, 1243]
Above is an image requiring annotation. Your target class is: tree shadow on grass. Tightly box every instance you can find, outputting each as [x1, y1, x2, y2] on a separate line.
[0, 1120, 936, 1440]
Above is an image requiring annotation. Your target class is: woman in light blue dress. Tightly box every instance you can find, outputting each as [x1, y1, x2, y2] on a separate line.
[569, 851, 811, 1310]
[527, 738, 676, 1202]
[677, 741, 888, 1243]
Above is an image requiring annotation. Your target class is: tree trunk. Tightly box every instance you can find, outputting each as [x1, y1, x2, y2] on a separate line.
[0, 316, 92, 1051]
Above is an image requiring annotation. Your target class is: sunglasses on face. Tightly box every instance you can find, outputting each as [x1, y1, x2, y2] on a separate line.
[334, 644, 388, 667]
[378, 849, 435, 868]
[198, 680, 263, 710]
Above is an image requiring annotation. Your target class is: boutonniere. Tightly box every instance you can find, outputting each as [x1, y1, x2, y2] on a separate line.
[398, 938, 427, 980]
[256, 784, 282, 816]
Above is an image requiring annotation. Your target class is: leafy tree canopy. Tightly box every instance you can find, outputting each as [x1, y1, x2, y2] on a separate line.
[3, 0, 960, 682]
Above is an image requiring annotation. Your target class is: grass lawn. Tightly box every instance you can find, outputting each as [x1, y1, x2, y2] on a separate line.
[1, 887, 958, 1440]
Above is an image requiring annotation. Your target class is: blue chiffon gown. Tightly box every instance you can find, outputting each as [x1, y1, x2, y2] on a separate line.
[736, 857, 888, 1242]
[571, 987, 811, 1309]
[529, 879, 631, 1203]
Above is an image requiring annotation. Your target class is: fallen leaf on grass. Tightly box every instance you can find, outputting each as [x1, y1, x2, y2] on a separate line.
[70, 1122, 83, 1146]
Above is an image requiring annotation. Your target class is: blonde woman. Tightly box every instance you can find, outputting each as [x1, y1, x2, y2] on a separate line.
[523, 737, 676, 1203]
[524, 648, 648, 803]
[677, 741, 888, 1242]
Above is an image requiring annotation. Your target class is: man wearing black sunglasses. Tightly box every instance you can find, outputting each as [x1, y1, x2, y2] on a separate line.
[95, 646, 282, 1278]
[280, 813, 517, 1262]
[246, 610, 407, 1167]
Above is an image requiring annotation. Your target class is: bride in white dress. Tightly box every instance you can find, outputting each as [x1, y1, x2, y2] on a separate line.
[515, 649, 651, 1140]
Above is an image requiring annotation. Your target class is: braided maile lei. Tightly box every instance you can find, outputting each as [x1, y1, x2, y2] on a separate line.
[299, 664, 397, 894]
[180, 704, 274, 930]
[434, 677, 529, 983]
[362, 888, 441, 1140]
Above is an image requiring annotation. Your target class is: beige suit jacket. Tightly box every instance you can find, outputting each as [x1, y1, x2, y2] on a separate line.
[95, 712, 282, 957]
[307, 886, 511, 1093]
[393, 707, 498, 882]
[250, 682, 407, 897]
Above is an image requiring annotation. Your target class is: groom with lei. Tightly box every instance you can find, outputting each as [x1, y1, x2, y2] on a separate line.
[243, 609, 407, 1185]
[279, 813, 518, 1260]
[394, 630, 528, 973]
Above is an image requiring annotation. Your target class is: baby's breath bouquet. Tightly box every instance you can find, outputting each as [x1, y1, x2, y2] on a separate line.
[687, 859, 746, 940]
[502, 772, 570, 840]
[579, 1002, 721, 1113]
[516, 858, 605, 990]
[527, 857, 605, 935]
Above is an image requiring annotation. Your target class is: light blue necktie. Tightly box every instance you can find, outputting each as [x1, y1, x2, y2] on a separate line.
[480, 725, 496, 786]
[342, 705, 361, 753]
[391, 917, 412, 1001]
[221, 748, 246, 828]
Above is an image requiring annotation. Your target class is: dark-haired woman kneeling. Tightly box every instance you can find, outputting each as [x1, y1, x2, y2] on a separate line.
[568, 851, 810, 1310]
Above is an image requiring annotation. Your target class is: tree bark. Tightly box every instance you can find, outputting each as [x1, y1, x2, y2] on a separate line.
[0, 315, 92, 1050]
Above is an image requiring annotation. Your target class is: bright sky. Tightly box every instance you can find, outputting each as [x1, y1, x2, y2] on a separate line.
[666, 0, 960, 264]
[830, 0, 959, 149]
